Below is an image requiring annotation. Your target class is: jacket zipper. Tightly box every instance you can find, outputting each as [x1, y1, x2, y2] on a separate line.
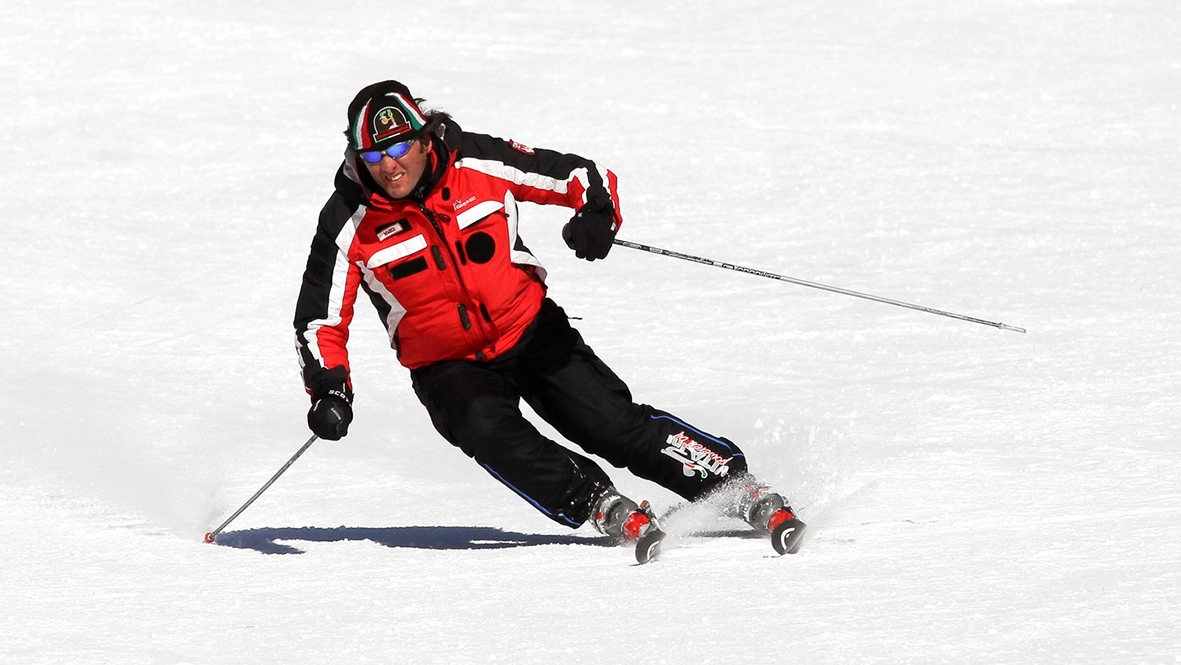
[420, 203, 484, 344]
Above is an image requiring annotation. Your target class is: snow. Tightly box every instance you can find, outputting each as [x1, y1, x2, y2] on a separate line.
[2, 0, 1179, 662]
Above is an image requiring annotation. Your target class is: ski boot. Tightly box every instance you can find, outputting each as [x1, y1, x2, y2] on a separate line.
[732, 477, 807, 555]
[589, 489, 666, 563]
[589, 489, 659, 543]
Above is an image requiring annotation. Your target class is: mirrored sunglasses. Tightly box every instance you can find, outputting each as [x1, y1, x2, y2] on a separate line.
[359, 138, 416, 164]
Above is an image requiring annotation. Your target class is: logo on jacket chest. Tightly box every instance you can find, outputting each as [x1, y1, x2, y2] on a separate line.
[375, 219, 411, 242]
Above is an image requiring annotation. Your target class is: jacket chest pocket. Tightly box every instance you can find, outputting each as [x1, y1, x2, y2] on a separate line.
[454, 200, 506, 266]
[455, 200, 504, 230]
[366, 234, 430, 280]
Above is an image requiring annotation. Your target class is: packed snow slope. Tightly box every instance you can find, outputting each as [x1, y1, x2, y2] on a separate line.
[2, 1, 1179, 663]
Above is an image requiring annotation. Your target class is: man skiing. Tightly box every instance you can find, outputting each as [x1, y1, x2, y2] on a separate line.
[293, 80, 804, 556]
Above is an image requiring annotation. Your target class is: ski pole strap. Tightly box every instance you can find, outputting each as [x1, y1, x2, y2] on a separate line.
[612, 239, 1026, 334]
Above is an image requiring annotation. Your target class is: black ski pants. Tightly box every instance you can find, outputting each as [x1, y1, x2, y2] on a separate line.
[410, 298, 748, 527]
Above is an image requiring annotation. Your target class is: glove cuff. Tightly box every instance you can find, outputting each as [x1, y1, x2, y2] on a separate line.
[579, 197, 614, 214]
[308, 366, 354, 404]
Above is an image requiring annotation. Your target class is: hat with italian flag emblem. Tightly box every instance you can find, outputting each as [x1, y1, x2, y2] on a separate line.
[346, 80, 428, 151]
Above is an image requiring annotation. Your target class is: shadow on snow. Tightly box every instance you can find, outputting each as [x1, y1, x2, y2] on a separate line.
[213, 525, 615, 555]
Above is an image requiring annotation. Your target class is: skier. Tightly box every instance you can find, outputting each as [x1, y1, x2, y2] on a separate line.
[293, 80, 803, 554]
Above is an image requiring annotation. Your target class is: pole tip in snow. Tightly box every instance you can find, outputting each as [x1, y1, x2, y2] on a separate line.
[999, 323, 1027, 334]
[204, 532, 217, 544]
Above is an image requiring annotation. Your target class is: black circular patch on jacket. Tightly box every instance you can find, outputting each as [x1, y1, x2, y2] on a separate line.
[465, 232, 496, 264]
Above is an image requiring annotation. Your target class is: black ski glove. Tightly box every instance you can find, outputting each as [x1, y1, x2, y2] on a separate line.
[562, 200, 618, 261]
[308, 395, 352, 440]
[306, 370, 354, 441]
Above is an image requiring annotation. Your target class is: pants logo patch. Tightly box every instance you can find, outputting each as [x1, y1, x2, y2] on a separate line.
[661, 431, 733, 479]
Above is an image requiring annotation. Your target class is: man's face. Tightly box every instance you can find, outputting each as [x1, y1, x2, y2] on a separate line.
[363, 136, 431, 199]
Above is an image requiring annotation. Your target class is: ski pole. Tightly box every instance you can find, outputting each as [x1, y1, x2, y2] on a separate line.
[204, 434, 318, 543]
[613, 238, 1026, 334]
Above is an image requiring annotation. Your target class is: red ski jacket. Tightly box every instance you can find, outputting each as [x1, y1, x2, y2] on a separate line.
[294, 122, 623, 393]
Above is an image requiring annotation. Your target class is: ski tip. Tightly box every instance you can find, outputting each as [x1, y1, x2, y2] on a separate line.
[203, 532, 217, 544]
[635, 529, 667, 565]
[771, 518, 806, 555]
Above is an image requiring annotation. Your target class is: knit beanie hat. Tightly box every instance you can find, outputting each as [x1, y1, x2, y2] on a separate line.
[346, 80, 428, 151]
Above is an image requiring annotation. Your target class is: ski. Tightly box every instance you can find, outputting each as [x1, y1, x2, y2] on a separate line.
[770, 515, 807, 555]
[632, 505, 806, 564]
[635, 526, 667, 564]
